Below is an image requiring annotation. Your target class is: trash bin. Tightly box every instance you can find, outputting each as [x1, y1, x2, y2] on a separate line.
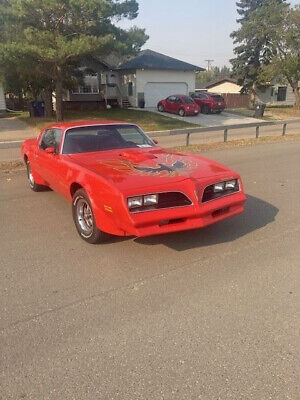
[30, 101, 45, 117]
[254, 103, 266, 118]
[35, 101, 45, 117]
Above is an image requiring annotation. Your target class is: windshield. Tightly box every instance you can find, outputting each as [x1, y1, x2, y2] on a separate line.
[62, 124, 155, 154]
[182, 96, 194, 104]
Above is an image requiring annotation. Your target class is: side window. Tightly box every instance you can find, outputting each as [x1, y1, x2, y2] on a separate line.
[40, 129, 62, 151]
[175, 97, 182, 103]
[167, 96, 176, 102]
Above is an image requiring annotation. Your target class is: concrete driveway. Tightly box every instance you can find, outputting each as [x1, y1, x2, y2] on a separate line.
[145, 107, 263, 127]
[1, 142, 299, 399]
[0, 116, 37, 141]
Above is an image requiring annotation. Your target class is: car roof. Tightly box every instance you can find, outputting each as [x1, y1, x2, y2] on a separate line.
[42, 120, 135, 131]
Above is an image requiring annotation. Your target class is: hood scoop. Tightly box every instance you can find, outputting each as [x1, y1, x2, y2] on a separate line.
[118, 150, 157, 163]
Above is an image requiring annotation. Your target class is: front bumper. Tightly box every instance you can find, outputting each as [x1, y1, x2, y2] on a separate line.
[123, 191, 246, 237]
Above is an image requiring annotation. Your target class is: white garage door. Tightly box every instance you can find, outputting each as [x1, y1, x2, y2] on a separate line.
[144, 82, 188, 108]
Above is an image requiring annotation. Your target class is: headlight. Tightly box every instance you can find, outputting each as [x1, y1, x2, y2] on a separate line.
[144, 194, 158, 205]
[213, 182, 225, 192]
[225, 179, 237, 190]
[128, 196, 143, 209]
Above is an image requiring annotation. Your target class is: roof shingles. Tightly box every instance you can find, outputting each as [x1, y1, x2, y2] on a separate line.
[117, 49, 204, 72]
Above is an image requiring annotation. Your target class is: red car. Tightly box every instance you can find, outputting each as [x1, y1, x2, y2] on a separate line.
[21, 120, 246, 244]
[157, 95, 200, 116]
[191, 92, 226, 114]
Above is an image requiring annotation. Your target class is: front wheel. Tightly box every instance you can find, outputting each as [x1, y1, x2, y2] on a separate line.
[178, 108, 185, 117]
[72, 189, 107, 244]
[158, 104, 164, 112]
[26, 160, 45, 192]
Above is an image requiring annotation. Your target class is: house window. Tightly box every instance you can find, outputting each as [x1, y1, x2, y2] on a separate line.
[128, 82, 133, 96]
[277, 86, 287, 101]
[72, 75, 100, 94]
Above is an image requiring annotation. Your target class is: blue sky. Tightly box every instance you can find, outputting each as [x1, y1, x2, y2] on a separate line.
[119, 0, 300, 69]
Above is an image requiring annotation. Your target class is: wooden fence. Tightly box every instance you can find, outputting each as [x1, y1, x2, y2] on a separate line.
[221, 93, 249, 108]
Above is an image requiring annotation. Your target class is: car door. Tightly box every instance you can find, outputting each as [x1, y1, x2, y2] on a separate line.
[36, 128, 63, 190]
[165, 96, 176, 113]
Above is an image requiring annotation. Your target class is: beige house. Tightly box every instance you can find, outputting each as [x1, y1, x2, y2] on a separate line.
[0, 82, 6, 111]
[66, 50, 204, 108]
[196, 78, 242, 94]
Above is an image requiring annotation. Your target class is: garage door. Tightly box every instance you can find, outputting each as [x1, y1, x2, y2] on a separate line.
[144, 82, 188, 107]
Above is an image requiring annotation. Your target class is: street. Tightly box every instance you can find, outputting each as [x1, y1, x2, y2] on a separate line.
[1, 141, 299, 399]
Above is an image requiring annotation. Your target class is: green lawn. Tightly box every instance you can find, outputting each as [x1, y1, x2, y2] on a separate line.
[17, 109, 198, 132]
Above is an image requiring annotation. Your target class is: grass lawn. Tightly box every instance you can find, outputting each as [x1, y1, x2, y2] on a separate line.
[17, 109, 197, 132]
[227, 106, 300, 120]
[264, 106, 300, 120]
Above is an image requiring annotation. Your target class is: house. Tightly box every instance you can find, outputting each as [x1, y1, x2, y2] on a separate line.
[0, 82, 6, 111]
[65, 50, 204, 109]
[195, 78, 249, 108]
[196, 78, 243, 94]
[256, 82, 297, 106]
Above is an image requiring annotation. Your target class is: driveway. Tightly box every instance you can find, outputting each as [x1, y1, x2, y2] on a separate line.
[145, 107, 263, 127]
[1, 142, 299, 400]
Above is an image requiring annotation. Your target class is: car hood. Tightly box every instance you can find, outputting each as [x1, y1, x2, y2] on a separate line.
[66, 147, 232, 190]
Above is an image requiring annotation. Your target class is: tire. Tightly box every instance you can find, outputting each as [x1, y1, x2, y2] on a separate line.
[202, 105, 210, 114]
[72, 189, 107, 244]
[158, 104, 164, 112]
[178, 108, 185, 117]
[216, 110, 222, 114]
[26, 160, 45, 192]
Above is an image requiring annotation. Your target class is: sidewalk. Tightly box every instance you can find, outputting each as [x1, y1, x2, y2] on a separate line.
[0, 116, 38, 141]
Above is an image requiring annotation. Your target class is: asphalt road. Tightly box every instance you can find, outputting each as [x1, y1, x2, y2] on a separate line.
[1, 142, 299, 399]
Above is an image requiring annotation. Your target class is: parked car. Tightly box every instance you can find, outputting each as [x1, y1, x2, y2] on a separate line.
[191, 92, 226, 114]
[21, 120, 246, 244]
[157, 95, 200, 116]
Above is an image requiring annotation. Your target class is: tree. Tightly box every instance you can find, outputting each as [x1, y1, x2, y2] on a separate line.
[256, 3, 300, 108]
[196, 66, 232, 86]
[230, 0, 287, 107]
[0, 0, 148, 120]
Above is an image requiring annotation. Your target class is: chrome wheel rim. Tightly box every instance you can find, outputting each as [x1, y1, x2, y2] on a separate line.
[76, 198, 93, 236]
[27, 163, 34, 187]
[179, 109, 184, 116]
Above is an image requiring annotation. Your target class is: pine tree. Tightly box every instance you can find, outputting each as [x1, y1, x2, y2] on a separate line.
[230, 0, 286, 107]
[0, 0, 148, 120]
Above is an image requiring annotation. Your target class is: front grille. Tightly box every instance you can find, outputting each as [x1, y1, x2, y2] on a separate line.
[202, 181, 239, 203]
[157, 192, 192, 209]
[130, 192, 192, 213]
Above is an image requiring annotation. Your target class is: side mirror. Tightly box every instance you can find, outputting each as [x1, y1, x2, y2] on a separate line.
[153, 139, 158, 144]
[45, 147, 56, 155]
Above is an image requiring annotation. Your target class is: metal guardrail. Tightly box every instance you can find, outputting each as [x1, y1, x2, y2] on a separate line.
[147, 118, 300, 146]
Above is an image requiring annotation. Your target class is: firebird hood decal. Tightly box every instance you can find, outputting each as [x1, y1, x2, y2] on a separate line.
[67, 148, 230, 190]
[129, 160, 186, 175]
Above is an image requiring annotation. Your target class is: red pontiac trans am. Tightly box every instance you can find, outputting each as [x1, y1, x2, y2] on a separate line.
[21, 120, 246, 244]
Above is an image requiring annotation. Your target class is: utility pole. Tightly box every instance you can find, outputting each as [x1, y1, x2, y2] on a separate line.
[205, 59, 214, 71]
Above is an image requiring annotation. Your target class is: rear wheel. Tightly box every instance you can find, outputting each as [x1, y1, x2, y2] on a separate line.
[26, 160, 45, 192]
[216, 110, 222, 114]
[178, 108, 185, 117]
[202, 105, 210, 114]
[72, 189, 107, 244]
[158, 104, 164, 112]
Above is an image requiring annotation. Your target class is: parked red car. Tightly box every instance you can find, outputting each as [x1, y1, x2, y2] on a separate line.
[191, 92, 226, 114]
[157, 95, 200, 116]
[21, 120, 246, 244]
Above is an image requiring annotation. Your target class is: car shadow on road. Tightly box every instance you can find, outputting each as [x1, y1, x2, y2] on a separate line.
[134, 195, 279, 251]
